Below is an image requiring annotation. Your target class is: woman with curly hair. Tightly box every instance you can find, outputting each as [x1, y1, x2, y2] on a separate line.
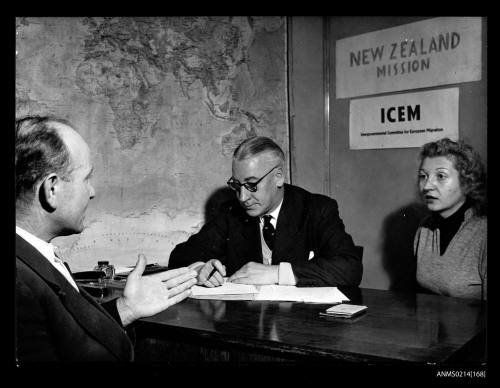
[414, 138, 487, 300]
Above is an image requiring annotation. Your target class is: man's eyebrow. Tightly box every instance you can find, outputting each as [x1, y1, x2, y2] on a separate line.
[231, 176, 258, 183]
[242, 175, 259, 182]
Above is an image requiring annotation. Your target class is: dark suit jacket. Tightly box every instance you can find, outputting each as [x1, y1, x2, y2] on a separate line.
[169, 184, 362, 286]
[16, 234, 133, 362]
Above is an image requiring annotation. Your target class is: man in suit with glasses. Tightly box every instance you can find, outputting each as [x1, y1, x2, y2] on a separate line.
[169, 136, 362, 288]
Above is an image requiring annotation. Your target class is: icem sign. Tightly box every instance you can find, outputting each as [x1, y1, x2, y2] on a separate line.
[349, 88, 459, 150]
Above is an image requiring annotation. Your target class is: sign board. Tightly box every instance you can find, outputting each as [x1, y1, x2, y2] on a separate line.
[349, 88, 459, 150]
[336, 17, 482, 98]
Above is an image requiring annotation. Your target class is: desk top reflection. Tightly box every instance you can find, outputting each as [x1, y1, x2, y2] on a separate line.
[135, 287, 486, 364]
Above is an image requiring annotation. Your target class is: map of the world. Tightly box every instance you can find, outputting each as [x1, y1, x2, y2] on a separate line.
[16, 17, 288, 271]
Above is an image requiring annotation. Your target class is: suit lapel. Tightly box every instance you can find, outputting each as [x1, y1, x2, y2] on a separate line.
[16, 234, 131, 360]
[239, 214, 263, 263]
[273, 185, 304, 262]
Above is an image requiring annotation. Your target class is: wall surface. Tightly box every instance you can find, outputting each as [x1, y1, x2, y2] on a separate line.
[329, 17, 487, 290]
[288, 17, 328, 195]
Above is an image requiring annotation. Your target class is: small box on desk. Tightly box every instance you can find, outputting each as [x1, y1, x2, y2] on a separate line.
[319, 304, 367, 319]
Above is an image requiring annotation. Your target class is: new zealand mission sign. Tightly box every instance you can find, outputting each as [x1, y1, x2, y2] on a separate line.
[336, 17, 482, 98]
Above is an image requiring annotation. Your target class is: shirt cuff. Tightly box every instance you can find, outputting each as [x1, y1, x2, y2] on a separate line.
[278, 262, 296, 285]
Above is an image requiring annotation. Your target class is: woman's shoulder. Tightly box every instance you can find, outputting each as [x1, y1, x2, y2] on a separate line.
[465, 208, 487, 227]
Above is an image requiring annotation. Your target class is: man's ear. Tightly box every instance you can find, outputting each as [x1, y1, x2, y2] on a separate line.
[39, 173, 59, 212]
[275, 166, 285, 188]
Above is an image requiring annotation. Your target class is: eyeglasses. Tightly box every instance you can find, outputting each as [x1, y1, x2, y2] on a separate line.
[227, 165, 279, 193]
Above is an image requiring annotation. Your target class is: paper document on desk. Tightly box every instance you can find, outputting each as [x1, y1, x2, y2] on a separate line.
[191, 281, 259, 297]
[255, 285, 349, 304]
[190, 279, 348, 303]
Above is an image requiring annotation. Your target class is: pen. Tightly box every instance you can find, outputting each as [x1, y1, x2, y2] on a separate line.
[208, 267, 218, 279]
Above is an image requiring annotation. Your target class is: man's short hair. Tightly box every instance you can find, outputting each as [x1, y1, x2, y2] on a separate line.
[15, 115, 74, 207]
[233, 136, 285, 164]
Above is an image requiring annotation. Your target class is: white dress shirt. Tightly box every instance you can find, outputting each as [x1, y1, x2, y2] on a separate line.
[16, 226, 79, 291]
[259, 199, 296, 285]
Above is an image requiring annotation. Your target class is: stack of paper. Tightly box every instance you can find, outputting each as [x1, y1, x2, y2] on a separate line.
[190, 279, 349, 304]
[255, 285, 348, 303]
[191, 282, 259, 299]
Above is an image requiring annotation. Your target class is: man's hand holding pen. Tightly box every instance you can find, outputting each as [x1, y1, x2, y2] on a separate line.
[188, 259, 226, 287]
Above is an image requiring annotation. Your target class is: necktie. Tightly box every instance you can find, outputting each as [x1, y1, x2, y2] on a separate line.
[262, 215, 275, 251]
[53, 250, 79, 291]
[53, 251, 67, 270]
[54, 249, 69, 270]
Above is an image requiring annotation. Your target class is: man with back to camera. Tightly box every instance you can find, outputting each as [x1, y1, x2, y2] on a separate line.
[15, 115, 197, 362]
[169, 136, 362, 288]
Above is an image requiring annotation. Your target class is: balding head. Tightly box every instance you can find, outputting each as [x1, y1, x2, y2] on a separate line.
[15, 116, 80, 209]
[16, 115, 95, 240]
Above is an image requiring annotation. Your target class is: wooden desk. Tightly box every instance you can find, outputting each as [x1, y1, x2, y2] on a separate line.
[133, 287, 486, 364]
